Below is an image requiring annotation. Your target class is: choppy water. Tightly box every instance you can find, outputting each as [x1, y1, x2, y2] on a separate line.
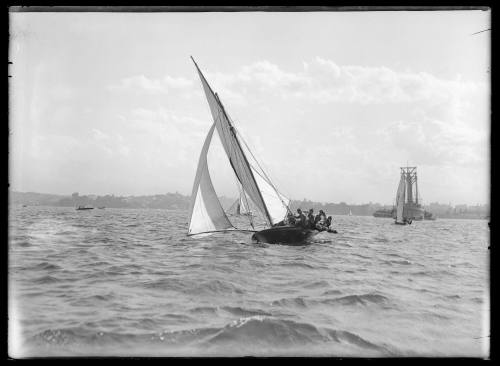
[8, 206, 490, 357]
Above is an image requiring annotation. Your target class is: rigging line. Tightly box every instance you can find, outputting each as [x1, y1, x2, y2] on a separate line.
[236, 130, 292, 214]
[229, 114, 289, 201]
[215, 100, 255, 228]
[471, 28, 490, 35]
[247, 161, 290, 208]
[236, 128, 284, 195]
[235, 126, 275, 185]
[215, 94, 273, 225]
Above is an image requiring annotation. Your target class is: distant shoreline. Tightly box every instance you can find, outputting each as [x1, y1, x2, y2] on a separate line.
[9, 191, 489, 220]
[10, 204, 489, 221]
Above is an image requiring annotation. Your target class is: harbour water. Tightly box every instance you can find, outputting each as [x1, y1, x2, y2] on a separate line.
[8, 206, 490, 357]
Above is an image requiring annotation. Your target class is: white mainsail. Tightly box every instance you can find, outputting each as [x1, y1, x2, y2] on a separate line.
[192, 59, 271, 224]
[191, 57, 287, 227]
[187, 123, 234, 235]
[395, 173, 406, 224]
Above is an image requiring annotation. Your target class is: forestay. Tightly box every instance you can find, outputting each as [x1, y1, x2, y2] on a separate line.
[187, 123, 234, 235]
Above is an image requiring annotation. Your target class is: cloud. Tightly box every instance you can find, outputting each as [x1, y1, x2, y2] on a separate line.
[380, 118, 487, 167]
[91, 128, 108, 141]
[108, 74, 193, 95]
[206, 57, 484, 107]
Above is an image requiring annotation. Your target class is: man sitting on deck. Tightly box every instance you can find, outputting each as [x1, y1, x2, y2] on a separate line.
[325, 216, 337, 233]
[315, 210, 327, 231]
[294, 208, 308, 228]
[307, 209, 315, 229]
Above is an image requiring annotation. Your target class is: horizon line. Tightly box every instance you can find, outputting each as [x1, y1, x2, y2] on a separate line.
[9, 189, 489, 208]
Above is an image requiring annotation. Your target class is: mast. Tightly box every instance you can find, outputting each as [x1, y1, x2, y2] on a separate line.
[214, 92, 274, 224]
[190, 56, 274, 225]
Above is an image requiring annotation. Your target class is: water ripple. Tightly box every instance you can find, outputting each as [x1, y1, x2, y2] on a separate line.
[9, 206, 489, 357]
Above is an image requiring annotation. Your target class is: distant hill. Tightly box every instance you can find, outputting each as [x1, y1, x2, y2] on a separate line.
[9, 191, 65, 206]
[9, 191, 488, 219]
[9, 190, 237, 211]
[8, 190, 388, 216]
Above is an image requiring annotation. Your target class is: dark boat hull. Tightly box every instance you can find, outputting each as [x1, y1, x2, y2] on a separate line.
[251, 226, 318, 245]
[76, 207, 94, 210]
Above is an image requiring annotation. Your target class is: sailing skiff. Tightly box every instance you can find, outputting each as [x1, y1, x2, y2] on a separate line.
[187, 57, 318, 244]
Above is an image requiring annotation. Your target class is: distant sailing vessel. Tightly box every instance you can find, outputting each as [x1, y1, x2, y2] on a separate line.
[394, 166, 426, 225]
[228, 183, 254, 217]
[348, 209, 352, 216]
[76, 206, 94, 211]
[424, 210, 436, 220]
[187, 57, 318, 244]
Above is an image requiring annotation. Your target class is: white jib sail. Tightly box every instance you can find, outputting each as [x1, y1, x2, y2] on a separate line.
[395, 173, 406, 223]
[252, 168, 289, 225]
[188, 123, 233, 235]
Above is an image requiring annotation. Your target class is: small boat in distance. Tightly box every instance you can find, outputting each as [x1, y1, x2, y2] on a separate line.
[424, 210, 436, 220]
[228, 183, 254, 217]
[76, 206, 94, 210]
[97, 206, 106, 209]
[348, 209, 352, 216]
[187, 57, 320, 244]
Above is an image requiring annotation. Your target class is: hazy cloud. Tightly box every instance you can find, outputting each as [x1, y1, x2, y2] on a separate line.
[108, 75, 193, 95]
[206, 57, 484, 107]
[10, 12, 489, 204]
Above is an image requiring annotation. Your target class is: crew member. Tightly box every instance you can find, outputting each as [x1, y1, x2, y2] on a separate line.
[295, 208, 307, 228]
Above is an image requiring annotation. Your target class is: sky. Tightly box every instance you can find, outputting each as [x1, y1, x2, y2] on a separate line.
[9, 9, 490, 205]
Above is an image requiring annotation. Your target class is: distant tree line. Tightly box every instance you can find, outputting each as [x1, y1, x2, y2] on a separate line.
[9, 191, 489, 219]
[289, 199, 389, 216]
